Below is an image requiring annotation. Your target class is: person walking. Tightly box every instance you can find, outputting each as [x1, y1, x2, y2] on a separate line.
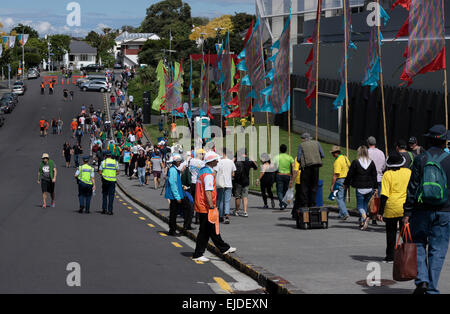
[75, 127, 83, 146]
[62, 142, 72, 168]
[396, 139, 415, 169]
[296, 133, 325, 208]
[57, 117, 63, 135]
[344, 146, 378, 230]
[151, 150, 164, 189]
[403, 125, 450, 294]
[258, 153, 276, 209]
[37, 153, 57, 208]
[73, 143, 83, 168]
[135, 149, 147, 186]
[330, 146, 351, 220]
[408, 136, 426, 156]
[273, 144, 295, 210]
[376, 151, 411, 263]
[192, 152, 236, 263]
[75, 156, 96, 214]
[367, 136, 386, 226]
[165, 154, 185, 236]
[232, 149, 258, 217]
[99, 151, 120, 215]
[216, 148, 236, 224]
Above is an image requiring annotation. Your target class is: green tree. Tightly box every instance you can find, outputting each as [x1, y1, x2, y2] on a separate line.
[85, 29, 117, 64]
[49, 34, 71, 61]
[11, 24, 39, 38]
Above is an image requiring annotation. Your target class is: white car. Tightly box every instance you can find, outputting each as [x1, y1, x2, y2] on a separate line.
[12, 81, 26, 95]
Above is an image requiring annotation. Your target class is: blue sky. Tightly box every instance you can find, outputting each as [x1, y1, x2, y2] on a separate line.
[0, 0, 255, 37]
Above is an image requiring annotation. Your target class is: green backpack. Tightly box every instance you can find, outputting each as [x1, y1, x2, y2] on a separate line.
[417, 152, 449, 206]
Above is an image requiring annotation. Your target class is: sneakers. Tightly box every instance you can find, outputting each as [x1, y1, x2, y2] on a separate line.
[383, 257, 394, 264]
[51, 202, 55, 208]
[231, 209, 238, 216]
[239, 212, 248, 217]
[193, 256, 210, 263]
[361, 217, 370, 230]
[263, 205, 269, 209]
[224, 217, 230, 224]
[271, 199, 276, 209]
[223, 247, 237, 255]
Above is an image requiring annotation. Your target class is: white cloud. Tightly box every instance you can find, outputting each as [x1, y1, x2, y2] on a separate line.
[0, 17, 15, 29]
[35, 21, 53, 34]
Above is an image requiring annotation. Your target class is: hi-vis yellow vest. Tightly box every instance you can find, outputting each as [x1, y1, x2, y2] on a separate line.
[78, 164, 94, 185]
[101, 158, 119, 182]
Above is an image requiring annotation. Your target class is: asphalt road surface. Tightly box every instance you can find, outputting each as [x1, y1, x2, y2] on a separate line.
[0, 76, 252, 294]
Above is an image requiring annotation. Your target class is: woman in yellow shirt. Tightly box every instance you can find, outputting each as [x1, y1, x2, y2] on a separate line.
[377, 152, 412, 263]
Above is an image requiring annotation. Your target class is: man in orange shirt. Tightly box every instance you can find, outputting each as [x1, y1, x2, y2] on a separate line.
[40, 119, 46, 137]
[71, 119, 78, 138]
[192, 152, 236, 262]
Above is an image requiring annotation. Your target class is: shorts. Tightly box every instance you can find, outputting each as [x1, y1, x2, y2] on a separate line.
[153, 171, 161, 179]
[234, 184, 249, 199]
[40, 127, 45, 132]
[41, 180, 55, 194]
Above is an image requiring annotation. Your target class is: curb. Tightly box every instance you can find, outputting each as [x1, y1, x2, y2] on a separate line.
[116, 178, 304, 294]
[106, 89, 303, 294]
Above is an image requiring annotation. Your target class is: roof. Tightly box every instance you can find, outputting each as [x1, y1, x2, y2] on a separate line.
[115, 31, 160, 42]
[69, 40, 97, 55]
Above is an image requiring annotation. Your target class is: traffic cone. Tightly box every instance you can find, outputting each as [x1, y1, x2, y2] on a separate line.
[61, 79, 64, 85]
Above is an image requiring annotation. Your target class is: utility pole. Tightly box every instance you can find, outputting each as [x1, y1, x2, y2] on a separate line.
[22, 25, 25, 80]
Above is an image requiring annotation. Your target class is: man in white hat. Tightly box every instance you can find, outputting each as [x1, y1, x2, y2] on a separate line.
[37, 153, 57, 208]
[192, 151, 236, 262]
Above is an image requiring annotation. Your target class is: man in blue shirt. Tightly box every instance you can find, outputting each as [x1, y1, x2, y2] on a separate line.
[165, 154, 185, 236]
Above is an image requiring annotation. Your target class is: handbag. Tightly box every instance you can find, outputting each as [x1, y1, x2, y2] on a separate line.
[393, 223, 418, 282]
[368, 191, 380, 216]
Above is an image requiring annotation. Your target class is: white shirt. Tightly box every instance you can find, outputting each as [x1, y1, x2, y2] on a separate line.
[79, 116, 85, 125]
[189, 158, 205, 184]
[216, 158, 236, 188]
[128, 134, 136, 143]
[203, 167, 215, 192]
[129, 95, 134, 102]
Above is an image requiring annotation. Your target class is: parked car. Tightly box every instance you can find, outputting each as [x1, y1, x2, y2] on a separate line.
[114, 63, 123, 69]
[1, 94, 17, 108]
[80, 64, 104, 72]
[27, 69, 40, 79]
[80, 80, 110, 93]
[3, 92, 18, 102]
[76, 75, 107, 87]
[0, 99, 14, 113]
[0, 111, 5, 127]
[12, 81, 26, 95]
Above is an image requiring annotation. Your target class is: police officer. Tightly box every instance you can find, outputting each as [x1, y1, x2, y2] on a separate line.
[75, 156, 96, 214]
[99, 151, 119, 215]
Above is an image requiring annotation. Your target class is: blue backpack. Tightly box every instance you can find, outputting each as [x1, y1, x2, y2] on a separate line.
[417, 152, 449, 206]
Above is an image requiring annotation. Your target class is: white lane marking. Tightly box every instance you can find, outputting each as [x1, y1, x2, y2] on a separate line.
[116, 188, 262, 293]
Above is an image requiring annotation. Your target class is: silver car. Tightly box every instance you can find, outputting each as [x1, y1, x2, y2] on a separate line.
[76, 75, 106, 87]
[80, 80, 110, 93]
[27, 70, 40, 79]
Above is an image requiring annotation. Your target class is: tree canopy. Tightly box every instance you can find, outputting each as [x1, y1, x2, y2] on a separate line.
[11, 24, 39, 39]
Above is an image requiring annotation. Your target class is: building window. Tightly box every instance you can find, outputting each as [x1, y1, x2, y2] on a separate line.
[80, 54, 89, 61]
[69, 55, 75, 62]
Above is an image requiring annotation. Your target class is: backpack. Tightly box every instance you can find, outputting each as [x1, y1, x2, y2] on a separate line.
[417, 152, 449, 206]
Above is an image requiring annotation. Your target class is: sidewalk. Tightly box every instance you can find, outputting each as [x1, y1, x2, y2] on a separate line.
[115, 172, 450, 294]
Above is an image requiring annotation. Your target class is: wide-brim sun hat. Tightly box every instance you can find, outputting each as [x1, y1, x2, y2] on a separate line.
[386, 152, 406, 168]
[330, 145, 341, 154]
[424, 124, 450, 141]
[204, 151, 220, 163]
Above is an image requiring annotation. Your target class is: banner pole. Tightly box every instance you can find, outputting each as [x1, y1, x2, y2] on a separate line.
[315, 0, 322, 141]
[377, 0, 388, 157]
[344, 0, 350, 158]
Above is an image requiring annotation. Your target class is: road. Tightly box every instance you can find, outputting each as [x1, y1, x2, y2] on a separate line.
[0, 76, 259, 294]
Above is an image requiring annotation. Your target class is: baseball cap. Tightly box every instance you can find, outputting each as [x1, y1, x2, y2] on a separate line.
[82, 156, 90, 161]
[197, 148, 206, 155]
[42, 153, 49, 159]
[408, 136, 418, 144]
[424, 125, 450, 141]
[330, 146, 341, 154]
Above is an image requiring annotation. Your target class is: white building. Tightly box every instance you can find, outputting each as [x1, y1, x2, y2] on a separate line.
[63, 40, 97, 70]
[114, 32, 160, 68]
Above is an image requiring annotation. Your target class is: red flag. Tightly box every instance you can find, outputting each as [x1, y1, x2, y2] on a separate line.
[395, 18, 409, 39]
[400, 0, 446, 86]
[392, 0, 411, 11]
[229, 83, 240, 94]
[226, 106, 241, 118]
[305, 0, 323, 109]
[228, 96, 239, 108]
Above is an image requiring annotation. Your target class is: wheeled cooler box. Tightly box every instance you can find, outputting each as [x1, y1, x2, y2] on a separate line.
[296, 207, 329, 229]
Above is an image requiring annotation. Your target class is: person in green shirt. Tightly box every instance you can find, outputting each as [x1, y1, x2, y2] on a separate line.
[116, 130, 123, 143]
[273, 144, 296, 210]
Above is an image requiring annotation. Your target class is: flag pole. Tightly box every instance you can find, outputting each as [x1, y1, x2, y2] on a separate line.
[377, 0, 388, 156]
[344, 0, 350, 158]
[315, 0, 322, 141]
[289, 74, 292, 155]
[445, 69, 448, 130]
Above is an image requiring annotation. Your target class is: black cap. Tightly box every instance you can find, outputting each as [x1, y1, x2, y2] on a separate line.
[104, 150, 112, 156]
[396, 139, 407, 149]
[424, 125, 450, 141]
[408, 136, 418, 144]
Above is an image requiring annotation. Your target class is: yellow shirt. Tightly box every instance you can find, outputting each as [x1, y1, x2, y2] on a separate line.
[294, 160, 301, 185]
[333, 155, 350, 179]
[381, 168, 412, 218]
[240, 118, 247, 127]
